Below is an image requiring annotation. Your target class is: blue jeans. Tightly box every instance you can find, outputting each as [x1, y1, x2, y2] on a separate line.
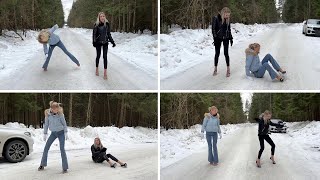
[40, 130, 68, 170]
[206, 132, 219, 163]
[42, 41, 80, 70]
[254, 54, 281, 80]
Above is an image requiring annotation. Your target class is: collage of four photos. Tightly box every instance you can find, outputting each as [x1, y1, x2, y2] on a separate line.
[0, 0, 319, 179]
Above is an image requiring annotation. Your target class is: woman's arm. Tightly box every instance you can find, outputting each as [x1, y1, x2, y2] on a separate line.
[217, 119, 221, 134]
[43, 44, 48, 55]
[212, 16, 218, 38]
[107, 23, 115, 45]
[228, 23, 233, 40]
[92, 25, 97, 44]
[48, 24, 59, 35]
[60, 114, 68, 133]
[91, 145, 101, 157]
[43, 117, 49, 135]
[245, 55, 255, 77]
[201, 117, 208, 133]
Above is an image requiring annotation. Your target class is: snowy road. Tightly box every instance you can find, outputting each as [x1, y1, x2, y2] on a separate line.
[160, 125, 320, 180]
[0, 144, 157, 180]
[0, 28, 157, 90]
[161, 24, 320, 90]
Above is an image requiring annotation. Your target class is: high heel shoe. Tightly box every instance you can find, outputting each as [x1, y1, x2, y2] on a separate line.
[256, 160, 261, 168]
[270, 157, 276, 164]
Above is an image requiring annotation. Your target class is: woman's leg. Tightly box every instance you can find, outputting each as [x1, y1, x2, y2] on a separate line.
[261, 54, 282, 71]
[257, 135, 265, 159]
[256, 63, 278, 80]
[40, 132, 57, 167]
[213, 39, 222, 75]
[222, 40, 230, 67]
[206, 132, 214, 163]
[95, 44, 102, 75]
[212, 132, 219, 164]
[264, 135, 275, 157]
[57, 131, 68, 171]
[102, 44, 108, 79]
[42, 45, 56, 70]
[56, 41, 80, 66]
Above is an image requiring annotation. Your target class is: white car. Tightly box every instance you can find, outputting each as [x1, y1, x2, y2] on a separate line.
[302, 19, 320, 36]
[0, 127, 34, 162]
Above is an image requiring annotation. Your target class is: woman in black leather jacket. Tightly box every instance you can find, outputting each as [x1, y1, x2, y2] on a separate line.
[212, 7, 233, 77]
[255, 110, 277, 168]
[92, 12, 116, 80]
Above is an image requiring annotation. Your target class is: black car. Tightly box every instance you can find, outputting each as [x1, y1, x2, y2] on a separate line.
[269, 119, 287, 133]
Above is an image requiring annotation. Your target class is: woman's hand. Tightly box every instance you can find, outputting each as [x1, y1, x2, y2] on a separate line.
[112, 43, 116, 47]
[219, 133, 222, 139]
[43, 134, 47, 141]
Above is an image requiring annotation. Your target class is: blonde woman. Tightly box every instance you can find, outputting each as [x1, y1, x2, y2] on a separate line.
[91, 137, 127, 168]
[38, 101, 69, 173]
[92, 12, 116, 80]
[212, 7, 233, 77]
[245, 43, 286, 82]
[37, 24, 80, 71]
[201, 106, 222, 166]
[255, 110, 277, 168]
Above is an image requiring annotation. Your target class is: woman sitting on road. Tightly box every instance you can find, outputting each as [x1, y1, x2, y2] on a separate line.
[255, 110, 277, 168]
[245, 43, 286, 82]
[91, 137, 127, 168]
[37, 24, 80, 71]
[201, 106, 222, 166]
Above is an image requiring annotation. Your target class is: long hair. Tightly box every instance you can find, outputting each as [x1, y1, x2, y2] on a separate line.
[204, 106, 220, 119]
[94, 137, 103, 149]
[44, 101, 64, 117]
[95, 12, 109, 26]
[249, 43, 260, 50]
[220, 7, 231, 25]
[263, 110, 272, 125]
[37, 29, 50, 44]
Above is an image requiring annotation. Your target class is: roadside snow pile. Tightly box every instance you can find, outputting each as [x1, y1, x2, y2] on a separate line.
[0, 122, 157, 153]
[70, 28, 158, 76]
[160, 23, 271, 79]
[160, 123, 242, 168]
[0, 30, 40, 76]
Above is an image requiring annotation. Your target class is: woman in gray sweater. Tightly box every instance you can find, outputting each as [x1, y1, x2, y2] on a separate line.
[201, 106, 222, 166]
[37, 24, 80, 71]
[38, 101, 69, 173]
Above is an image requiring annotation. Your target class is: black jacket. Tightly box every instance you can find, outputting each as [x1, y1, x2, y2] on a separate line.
[256, 118, 277, 136]
[212, 14, 233, 40]
[91, 144, 107, 162]
[92, 22, 115, 45]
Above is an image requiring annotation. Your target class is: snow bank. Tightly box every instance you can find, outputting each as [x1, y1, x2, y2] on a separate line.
[0, 30, 40, 76]
[70, 28, 158, 76]
[160, 123, 243, 168]
[160, 23, 271, 79]
[0, 122, 157, 153]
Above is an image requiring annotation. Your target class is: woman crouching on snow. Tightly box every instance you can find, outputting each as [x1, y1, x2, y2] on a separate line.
[37, 24, 80, 71]
[91, 137, 127, 168]
[38, 101, 69, 173]
[92, 12, 116, 79]
[201, 106, 222, 166]
[255, 110, 277, 168]
[245, 43, 286, 82]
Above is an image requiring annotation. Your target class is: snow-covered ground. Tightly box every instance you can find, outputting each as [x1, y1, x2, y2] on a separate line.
[70, 28, 158, 76]
[160, 123, 246, 168]
[160, 23, 271, 79]
[160, 23, 320, 90]
[0, 122, 158, 179]
[161, 121, 320, 179]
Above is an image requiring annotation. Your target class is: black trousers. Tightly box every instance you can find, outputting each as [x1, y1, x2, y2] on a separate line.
[258, 135, 275, 159]
[95, 43, 108, 69]
[214, 39, 230, 67]
[95, 152, 118, 163]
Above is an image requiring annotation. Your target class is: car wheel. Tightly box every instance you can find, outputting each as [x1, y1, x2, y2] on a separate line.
[4, 140, 28, 163]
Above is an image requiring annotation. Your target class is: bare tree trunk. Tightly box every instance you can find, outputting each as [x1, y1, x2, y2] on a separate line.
[86, 93, 92, 125]
[69, 93, 73, 126]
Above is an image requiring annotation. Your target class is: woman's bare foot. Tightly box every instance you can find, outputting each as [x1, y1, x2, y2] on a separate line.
[213, 67, 218, 76]
[270, 156, 276, 164]
[256, 159, 261, 168]
[43, 68, 47, 71]
[212, 163, 218, 166]
[226, 66, 230, 77]
[279, 68, 286, 74]
[96, 68, 99, 76]
[276, 75, 284, 82]
[103, 69, 108, 80]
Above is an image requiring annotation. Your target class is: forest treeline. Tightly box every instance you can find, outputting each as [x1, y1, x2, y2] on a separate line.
[0, 93, 157, 129]
[248, 93, 320, 122]
[68, 0, 158, 34]
[282, 0, 320, 23]
[160, 93, 245, 129]
[0, 0, 64, 35]
[161, 0, 279, 33]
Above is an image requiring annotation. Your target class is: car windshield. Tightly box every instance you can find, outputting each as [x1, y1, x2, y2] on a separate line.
[308, 19, 320, 24]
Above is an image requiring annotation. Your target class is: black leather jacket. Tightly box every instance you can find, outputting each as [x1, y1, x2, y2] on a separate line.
[256, 118, 277, 136]
[92, 22, 115, 45]
[212, 14, 233, 40]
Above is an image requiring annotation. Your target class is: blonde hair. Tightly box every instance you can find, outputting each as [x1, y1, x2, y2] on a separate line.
[37, 30, 50, 44]
[204, 106, 220, 119]
[263, 110, 272, 124]
[94, 137, 103, 149]
[249, 43, 260, 50]
[221, 7, 231, 24]
[95, 12, 109, 26]
[44, 101, 63, 117]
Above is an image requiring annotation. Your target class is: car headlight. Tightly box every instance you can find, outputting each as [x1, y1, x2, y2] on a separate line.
[24, 132, 31, 137]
